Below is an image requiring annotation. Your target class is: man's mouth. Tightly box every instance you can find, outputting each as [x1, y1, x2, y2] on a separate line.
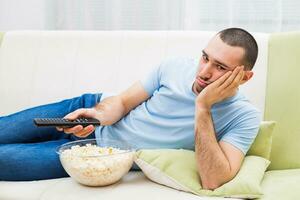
[196, 77, 209, 88]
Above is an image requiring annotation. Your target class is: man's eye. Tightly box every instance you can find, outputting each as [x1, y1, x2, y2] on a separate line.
[217, 65, 226, 71]
[202, 55, 209, 62]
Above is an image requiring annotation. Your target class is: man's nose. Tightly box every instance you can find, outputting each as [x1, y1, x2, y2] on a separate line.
[199, 63, 213, 80]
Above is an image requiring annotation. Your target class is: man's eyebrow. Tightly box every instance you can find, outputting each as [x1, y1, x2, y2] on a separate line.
[202, 50, 230, 69]
[202, 50, 207, 56]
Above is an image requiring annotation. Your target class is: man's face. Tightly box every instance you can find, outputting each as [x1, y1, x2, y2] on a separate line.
[192, 35, 245, 95]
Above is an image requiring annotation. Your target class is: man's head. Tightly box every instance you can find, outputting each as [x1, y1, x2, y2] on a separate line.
[193, 28, 258, 95]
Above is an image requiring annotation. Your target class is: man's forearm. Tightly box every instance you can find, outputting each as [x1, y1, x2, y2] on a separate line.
[94, 96, 127, 126]
[93, 81, 150, 126]
[194, 106, 232, 189]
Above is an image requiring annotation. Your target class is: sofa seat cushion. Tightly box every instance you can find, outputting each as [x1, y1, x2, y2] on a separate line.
[0, 172, 240, 200]
[260, 169, 300, 199]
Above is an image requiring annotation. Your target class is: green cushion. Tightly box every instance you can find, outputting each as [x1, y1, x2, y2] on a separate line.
[135, 149, 270, 198]
[247, 121, 276, 160]
[0, 32, 4, 46]
[265, 32, 300, 170]
[260, 169, 300, 200]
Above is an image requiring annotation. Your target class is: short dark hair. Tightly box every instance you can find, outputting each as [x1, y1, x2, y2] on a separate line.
[218, 28, 258, 70]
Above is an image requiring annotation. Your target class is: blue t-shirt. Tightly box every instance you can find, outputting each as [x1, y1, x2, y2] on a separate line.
[95, 57, 261, 154]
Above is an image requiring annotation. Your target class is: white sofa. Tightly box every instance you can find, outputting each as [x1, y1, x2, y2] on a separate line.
[0, 31, 272, 200]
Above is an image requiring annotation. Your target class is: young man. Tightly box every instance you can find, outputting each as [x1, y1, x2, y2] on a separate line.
[0, 28, 260, 189]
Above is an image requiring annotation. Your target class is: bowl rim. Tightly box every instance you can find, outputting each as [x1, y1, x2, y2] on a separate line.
[56, 138, 135, 158]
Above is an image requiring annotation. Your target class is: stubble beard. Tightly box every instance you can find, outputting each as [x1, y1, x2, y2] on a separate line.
[192, 81, 204, 95]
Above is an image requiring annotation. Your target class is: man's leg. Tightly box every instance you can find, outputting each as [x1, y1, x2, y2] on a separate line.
[0, 93, 102, 144]
[0, 93, 102, 180]
[0, 139, 69, 181]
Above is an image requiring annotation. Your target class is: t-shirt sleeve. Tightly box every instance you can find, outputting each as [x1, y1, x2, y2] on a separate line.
[220, 110, 261, 155]
[140, 62, 162, 96]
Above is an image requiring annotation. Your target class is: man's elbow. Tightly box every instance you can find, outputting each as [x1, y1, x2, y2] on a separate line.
[201, 180, 222, 190]
[200, 173, 235, 190]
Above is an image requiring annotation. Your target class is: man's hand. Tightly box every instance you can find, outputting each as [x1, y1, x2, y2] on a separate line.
[56, 108, 100, 138]
[196, 66, 244, 109]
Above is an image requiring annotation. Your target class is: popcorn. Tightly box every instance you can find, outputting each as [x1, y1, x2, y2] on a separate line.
[59, 144, 135, 186]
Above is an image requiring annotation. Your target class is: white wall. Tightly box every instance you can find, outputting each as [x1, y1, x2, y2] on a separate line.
[0, 0, 299, 32]
[0, 0, 46, 31]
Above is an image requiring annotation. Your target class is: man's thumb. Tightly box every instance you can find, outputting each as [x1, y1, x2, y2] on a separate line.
[64, 109, 85, 120]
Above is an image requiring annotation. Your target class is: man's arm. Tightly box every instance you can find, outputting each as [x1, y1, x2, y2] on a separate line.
[195, 105, 244, 189]
[94, 80, 150, 125]
[195, 66, 245, 190]
[59, 81, 150, 137]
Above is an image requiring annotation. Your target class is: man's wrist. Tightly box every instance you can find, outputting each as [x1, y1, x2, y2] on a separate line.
[91, 107, 102, 122]
[196, 100, 212, 111]
[195, 94, 213, 109]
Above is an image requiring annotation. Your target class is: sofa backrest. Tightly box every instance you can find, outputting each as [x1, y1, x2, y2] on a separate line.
[0, 32, 4, 46]
[0, 31, 269, 116]
[265, 32, 300, 170]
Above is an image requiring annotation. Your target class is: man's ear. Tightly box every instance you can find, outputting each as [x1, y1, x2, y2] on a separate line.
[240, 71, 253, 85]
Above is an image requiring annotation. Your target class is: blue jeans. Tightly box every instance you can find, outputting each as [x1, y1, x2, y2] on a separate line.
[0, 93, 101, 181]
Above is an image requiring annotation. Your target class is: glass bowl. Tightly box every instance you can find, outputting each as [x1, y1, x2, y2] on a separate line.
[56, 138, 135, 186]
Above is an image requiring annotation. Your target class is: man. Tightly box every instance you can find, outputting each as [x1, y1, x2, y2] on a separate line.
[0, 28, 260, 189]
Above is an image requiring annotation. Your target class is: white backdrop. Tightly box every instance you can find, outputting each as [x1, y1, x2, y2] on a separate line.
[0, 0, 300, 32]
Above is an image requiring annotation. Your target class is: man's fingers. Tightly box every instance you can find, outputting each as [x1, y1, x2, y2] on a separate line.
[220, 66, 243, 90]
[226, 66, 245, 90]
[63, 125, 94, 138]
[213, 70, 232, 87]
[64, 125, 83, 134]
[238, 67, 245, 82]
[60, 108, 97, 136]
[64, 108, 96, 120]
[74, 125, 95, 138]
[56, 126, 63, 131]
[63, 109, 85, 120]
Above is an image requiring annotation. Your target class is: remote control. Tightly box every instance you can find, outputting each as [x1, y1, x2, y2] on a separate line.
[34, 118, 101, 127]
